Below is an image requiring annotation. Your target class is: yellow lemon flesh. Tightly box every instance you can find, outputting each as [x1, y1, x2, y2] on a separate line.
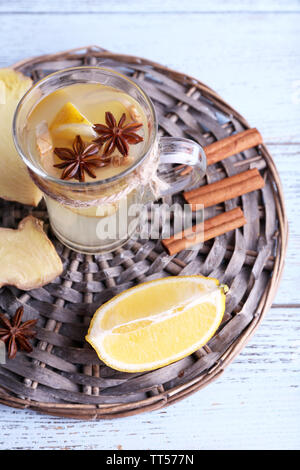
[50, 101, 96, 140]
[51, 101, 91, 127]
[49, 100, 131, 142]
[86, 276, 226, 372]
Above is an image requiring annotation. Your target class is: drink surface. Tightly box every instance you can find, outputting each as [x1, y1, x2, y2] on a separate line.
[26, 83, 148, 182]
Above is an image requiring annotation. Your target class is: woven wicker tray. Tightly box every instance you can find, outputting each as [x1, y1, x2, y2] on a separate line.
[0, 46, 287, 419]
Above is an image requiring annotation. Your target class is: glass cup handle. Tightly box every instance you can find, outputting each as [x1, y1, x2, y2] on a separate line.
[157, 137, 207, 196]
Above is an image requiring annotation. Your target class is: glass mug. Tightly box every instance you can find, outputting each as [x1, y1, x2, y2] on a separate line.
[13, 67, 206, 254]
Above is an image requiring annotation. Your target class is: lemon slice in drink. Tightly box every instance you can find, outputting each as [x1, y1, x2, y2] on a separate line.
[50, 102, 97, 140]
[86, 275, 226, 372]
[51, 123, 97, 140]
[51, 101, 91, 127]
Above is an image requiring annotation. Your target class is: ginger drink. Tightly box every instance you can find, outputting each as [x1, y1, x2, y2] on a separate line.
[25, 82, 149, 252]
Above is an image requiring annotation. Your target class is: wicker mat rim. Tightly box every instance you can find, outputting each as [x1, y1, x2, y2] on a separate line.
[0, 46, 288, 420]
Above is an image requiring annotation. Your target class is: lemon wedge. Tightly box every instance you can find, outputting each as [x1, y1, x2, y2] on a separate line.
[50, 102, 97, 140]
[86, 275, 226, 372]
[50, 101, 91, 128]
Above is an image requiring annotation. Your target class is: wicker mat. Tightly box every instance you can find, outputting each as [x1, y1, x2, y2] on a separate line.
[0, 46, 287, 419]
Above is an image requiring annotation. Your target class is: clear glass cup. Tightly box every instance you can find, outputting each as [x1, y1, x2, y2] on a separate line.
[13, 67, 206, 254]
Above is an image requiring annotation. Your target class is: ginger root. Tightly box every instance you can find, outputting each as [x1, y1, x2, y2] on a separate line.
[0, 68, 42, 206]
[0, 216, 63, 290]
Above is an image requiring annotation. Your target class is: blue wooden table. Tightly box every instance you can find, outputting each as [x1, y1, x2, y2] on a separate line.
[0, 0, 299, 450]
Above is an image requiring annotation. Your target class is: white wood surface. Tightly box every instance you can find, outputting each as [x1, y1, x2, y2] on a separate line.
[1, 0, 300, 12]
[1, 7, 299, 142]
[0, 308, 299, 450]
[0, 0, 299, 450]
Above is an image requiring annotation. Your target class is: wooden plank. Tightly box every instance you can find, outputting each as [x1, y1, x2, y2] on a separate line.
[0, 1, 297, 452]
[0, 1, 300, 13]
[1, 1, 300, 13]
[0, 307, 298, 449]
[269, 145, 300, 305]
[0, 12, 299, 142]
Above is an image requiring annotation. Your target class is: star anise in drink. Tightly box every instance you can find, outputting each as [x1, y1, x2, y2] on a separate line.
[54, 135, 106, 182]
[0, 307, 37, 360]
[93, 111, 144, 157]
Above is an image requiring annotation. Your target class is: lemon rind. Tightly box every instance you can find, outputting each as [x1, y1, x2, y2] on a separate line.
[85, 275, 225, 373]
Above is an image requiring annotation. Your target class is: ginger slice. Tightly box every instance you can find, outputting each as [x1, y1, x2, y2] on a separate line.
[0, 68, 42, 206]
[35, 120, 58, 176]
[36, 120, 53, 156]
[128, 104, 142, 121]
[0, 216, 63, 290]
[0, 81, 5, 104]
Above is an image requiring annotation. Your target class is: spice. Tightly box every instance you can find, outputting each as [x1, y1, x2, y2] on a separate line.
[162, 207, 247, 255]
[54, 135, 104, 182]
[0, 306, 37, 359]
[184, 168, 265, 210]
[93, 111, 144, 157]
[179, 128, 263, 176]
[0, 68, 41, 206]
[0, 216, 63, 291]
[205, 128, 263, 166]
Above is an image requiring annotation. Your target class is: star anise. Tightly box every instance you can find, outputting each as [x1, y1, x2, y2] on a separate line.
[93, 112, 144, 157]
[54, 135, 106, 182]
[0, 307, 37, 360]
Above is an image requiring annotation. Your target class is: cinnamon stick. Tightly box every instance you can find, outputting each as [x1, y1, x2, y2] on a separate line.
[162, 207, 246, 256]
[205, 128, 263, 166]
[179, 128, 263, 175]
[184, 168, 265, 211]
